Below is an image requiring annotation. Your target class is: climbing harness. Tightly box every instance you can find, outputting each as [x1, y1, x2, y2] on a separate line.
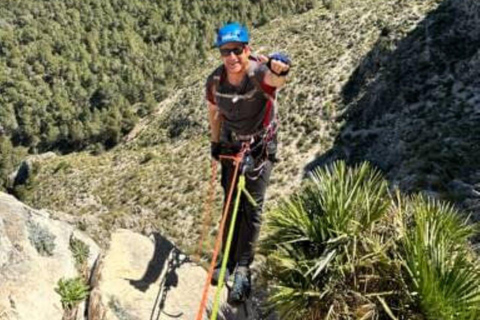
[195, 143, 258, 320]
[195, 51, 290, 319]
[211, 55, 280, 169]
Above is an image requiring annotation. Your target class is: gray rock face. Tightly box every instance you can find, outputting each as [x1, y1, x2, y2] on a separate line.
[0, 195, 265, 319]
[0, 192, 100, 320]
[308, 0, 480, 230]
[87, 229, 261, 320]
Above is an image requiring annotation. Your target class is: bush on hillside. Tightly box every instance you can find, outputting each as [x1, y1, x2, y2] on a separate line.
[261, 161, 480, 319]
[398, 195, 480, 320]
[0, 0, 316, 153]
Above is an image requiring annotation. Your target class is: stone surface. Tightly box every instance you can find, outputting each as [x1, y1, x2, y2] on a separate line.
[0, 192, 100, 320]
[87, 229, 261, 320]
[0, 194, 265, 320]
[306, 0, 480, 230]
[88, 229, 206, 320]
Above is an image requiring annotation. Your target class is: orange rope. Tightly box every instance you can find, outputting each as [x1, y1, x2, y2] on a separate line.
[195, 160, 218, 261]
[195, 154, 242, 320]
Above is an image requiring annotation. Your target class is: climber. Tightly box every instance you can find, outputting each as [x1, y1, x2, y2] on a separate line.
[205, 22, 291, 304]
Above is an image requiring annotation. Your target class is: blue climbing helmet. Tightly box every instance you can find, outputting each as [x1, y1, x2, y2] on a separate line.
[215, 22, 249, 47]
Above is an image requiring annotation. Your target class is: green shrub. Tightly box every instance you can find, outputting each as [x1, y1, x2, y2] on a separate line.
[69, 236, 90, 271]
[260, 161, 403, 319]
[53, 161, 72, 174]
[27, 221, 56, 256]
[55, 277, 89, 310]
[261, 161, 480, 319]
[140, 151, 156, 164]
[399, 195, 480, 320]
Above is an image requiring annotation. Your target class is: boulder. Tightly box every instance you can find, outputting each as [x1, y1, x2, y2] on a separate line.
[9, 152, 57, 187]
[0, 194, 263, 320]
[87, 229, 255, 320]
[0, 192, 100, 320]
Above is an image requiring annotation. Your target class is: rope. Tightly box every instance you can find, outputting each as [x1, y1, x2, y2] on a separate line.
[196, 142, 256, 320]
[195, 153, 242, 320]
[210, 175, 257, 320]
[195, 161, 218, 262]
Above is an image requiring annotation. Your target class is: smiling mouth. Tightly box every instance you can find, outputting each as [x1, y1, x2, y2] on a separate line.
[227, 61, 240, 68]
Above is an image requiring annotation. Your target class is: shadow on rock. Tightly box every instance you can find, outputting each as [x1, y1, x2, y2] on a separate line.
[128, 232, 176, 292]
[305, 0, 480, 228]
[150, 247, 190, 320]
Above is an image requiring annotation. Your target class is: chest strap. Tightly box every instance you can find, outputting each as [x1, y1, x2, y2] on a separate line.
[212, 60, 277, 130]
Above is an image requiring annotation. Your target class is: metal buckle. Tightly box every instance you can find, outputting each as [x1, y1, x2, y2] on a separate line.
[232, 129, 265, 142]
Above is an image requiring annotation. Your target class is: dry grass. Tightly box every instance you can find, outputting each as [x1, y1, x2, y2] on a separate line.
[17, 0, 443, 251]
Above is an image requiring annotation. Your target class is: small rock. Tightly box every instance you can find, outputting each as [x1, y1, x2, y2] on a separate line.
[0, 192, 99, 320]
[10, 152, 57, 187]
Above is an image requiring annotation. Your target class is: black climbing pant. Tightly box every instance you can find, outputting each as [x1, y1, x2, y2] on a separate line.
[220, 159, 273, 268]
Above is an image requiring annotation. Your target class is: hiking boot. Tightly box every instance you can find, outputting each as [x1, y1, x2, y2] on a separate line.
[228, 266, 251, 304]
[211, 258, 234, 286]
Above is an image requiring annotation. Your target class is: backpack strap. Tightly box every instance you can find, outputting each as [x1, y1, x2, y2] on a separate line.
[211, 60, 277, 129]
[247, 57, 276, 102]
[211, 65, 224, 105]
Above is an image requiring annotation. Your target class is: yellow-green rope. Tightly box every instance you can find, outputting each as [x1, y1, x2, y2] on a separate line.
[210, 174, 257, 320]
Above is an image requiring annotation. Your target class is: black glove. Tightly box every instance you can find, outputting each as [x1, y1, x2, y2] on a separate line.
[211, 141, 221, 161]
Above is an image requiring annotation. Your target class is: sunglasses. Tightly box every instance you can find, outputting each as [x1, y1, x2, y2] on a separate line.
[219, 46, 245, 57]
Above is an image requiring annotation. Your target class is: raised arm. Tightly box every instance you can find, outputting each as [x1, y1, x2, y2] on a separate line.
[256, 53, 291, 88]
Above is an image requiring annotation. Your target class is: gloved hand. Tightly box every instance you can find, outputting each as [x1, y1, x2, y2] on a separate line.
[267, 52, 291, 76]
[211, 141, 222, 161]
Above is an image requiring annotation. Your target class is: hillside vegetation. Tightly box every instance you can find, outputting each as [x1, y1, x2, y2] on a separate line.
[308, 0, 480, 232]
[261, 161, 480, 319]
[12, 0, 451, 250]
[6, 0, 480, 318]
[0, 0, 315, 155]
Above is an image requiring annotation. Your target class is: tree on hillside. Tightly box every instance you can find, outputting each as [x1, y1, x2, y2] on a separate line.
[0, 0, 317, 153]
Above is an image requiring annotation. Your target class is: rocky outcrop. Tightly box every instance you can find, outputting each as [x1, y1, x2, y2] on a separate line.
[9, 152, 57, 187]
[0, 196, 263, 320]
[308, 0, 480, 229]
[87, 229, 205, 319]
[0, 192, 100, 319]
[87, 229, 258, 320]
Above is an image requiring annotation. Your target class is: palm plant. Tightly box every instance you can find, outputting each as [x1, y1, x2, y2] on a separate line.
[260, 161, 404, 319]
[398, 195, 480, 320]
[261, 160, 480, 319]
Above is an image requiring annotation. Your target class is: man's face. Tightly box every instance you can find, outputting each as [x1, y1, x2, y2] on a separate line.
[219, 42, 250, 74]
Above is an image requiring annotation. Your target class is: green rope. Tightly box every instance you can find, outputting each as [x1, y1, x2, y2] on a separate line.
[210, 174, 257, 320]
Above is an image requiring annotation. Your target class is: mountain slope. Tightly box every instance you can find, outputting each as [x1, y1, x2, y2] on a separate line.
[14, 0, 450, 250]
[308, 0, 480, 230]
[0, 0, 316, 154]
